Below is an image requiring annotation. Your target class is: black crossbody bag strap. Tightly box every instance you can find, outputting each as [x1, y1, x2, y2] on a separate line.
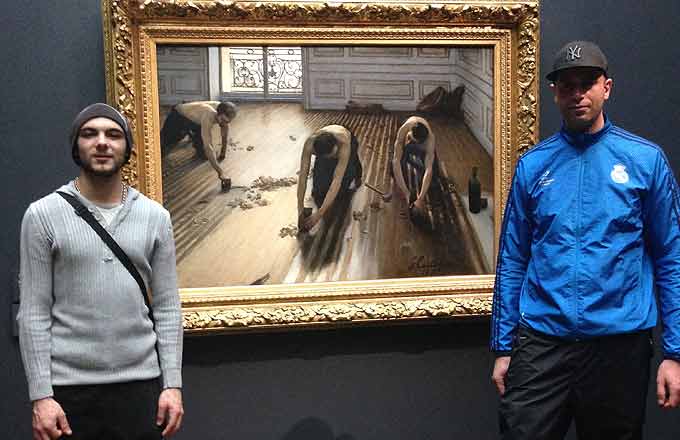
[56, 191, 155, 325]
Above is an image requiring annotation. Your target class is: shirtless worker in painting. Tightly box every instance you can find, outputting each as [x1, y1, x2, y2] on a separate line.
[383, 116, 437, 218]
[160, 100, 237, 191]
[297, 125, 363, 232]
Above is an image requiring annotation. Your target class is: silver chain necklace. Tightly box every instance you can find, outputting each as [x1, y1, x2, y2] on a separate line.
[74, 177, 128, 205]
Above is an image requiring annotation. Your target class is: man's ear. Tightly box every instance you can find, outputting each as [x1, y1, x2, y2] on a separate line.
[550, 82, 558, 103]
[604, 77, 613, 100]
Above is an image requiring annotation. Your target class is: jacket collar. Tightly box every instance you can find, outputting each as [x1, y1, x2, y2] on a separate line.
[560, 115, 612, 148]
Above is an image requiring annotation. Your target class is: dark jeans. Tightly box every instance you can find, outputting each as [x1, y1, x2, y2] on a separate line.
[499, 325, 653, 440]
[54, 378, 163, 440]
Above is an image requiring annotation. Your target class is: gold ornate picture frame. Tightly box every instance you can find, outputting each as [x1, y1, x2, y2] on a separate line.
[102, 0, 539, 334]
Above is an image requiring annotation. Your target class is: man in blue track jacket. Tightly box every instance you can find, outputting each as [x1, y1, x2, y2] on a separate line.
[490, 41, 680, 439]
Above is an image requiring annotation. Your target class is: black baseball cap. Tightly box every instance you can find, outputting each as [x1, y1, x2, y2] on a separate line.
[546, 40, 608, 82]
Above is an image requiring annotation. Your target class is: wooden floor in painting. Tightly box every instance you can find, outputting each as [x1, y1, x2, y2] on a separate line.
[160, 102, 494, 288]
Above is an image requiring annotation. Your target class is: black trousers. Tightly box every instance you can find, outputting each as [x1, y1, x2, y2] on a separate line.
[389, 143, 440, 203]
[311, 132, 362, 208]
[54, 378, 163, 440]
[499, 326, 653, 440]
[160, 107, 203, 156]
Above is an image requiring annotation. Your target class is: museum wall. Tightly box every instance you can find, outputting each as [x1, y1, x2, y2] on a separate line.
[2, 1, 680, 439]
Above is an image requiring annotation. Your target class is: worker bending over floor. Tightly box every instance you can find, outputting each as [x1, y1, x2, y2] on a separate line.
[297, 124, 363, 232]
[384, 115, 437, 219]
[161, 100, 237, 191]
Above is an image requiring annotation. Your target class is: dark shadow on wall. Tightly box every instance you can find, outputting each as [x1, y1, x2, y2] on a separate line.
[182, 319, 492, 366]
[282, 417, 355, 440]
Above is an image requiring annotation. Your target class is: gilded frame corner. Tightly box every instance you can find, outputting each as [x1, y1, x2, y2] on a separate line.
[101, 0, 540, 334]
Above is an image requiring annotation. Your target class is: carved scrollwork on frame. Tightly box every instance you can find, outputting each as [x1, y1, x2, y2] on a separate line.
[103, 0, 140, 186]
[101, 0, 540, 334]
[516, 13, 540, 155]
[179, 277, 495, 333]
[143, 24, 507, 42]
[132, 0, 536, 26]
[183, 296, 494, 332]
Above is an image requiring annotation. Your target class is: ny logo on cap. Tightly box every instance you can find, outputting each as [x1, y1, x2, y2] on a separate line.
[566, 45, 582, 61]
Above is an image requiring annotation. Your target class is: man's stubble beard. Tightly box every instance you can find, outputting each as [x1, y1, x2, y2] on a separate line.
[80, 157, 126, 178]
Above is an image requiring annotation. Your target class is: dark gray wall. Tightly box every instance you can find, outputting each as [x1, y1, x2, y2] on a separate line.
[1, 1, 679, 438]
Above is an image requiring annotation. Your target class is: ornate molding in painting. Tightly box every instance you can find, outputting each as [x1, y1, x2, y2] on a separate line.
[102, 0, 539, 334]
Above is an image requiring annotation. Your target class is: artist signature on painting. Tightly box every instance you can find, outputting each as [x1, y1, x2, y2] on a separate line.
[408, 255, 446, 275]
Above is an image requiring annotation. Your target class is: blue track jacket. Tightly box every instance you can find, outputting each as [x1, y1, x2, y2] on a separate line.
[491, 118, 680, 360]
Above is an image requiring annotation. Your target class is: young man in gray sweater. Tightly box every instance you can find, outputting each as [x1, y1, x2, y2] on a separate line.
[18, 103, 184, 439]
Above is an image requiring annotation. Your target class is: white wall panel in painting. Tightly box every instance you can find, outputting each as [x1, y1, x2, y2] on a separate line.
[157, 46, 209, 106]
[453, 47, 494, 156]
[350, 80, 414, 100]
[208, 47, 221, 101]
[314, 79, 345, 98]
[304, 47, 454, 111]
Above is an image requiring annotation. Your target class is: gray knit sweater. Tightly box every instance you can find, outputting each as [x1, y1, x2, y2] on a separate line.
[18, 181, 183, 401]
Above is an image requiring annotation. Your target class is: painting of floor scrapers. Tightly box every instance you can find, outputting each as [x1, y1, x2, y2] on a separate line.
[157, 45, 495, 288]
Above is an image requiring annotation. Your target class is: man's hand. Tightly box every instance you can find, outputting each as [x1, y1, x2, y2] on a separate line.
[398, 185, 411, 202]
[302, 211, 322, 232]
[412, 198, 426, 212]
[657, 359, 680, 408]
[157, 388, 184, 438]
[492, 356, 511, 396]
[32, 397, 71, 440]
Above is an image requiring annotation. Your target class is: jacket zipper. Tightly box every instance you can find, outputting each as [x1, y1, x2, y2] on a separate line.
[575, 154, 584, 336]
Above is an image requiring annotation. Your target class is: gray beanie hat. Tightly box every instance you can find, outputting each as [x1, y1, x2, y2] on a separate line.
[70, 103, 134, 166]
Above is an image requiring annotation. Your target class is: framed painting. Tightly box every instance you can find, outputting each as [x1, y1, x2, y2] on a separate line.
[101, 0, 540, 334]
